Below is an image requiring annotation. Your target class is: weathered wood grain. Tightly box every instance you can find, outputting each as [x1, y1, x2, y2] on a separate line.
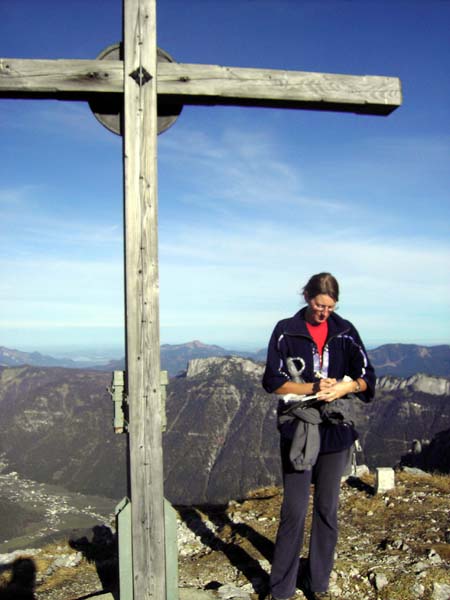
[0, 58, 122, 95]
[157, 62, 402, 114]
[0, 57, 402, 114]
[122, 0, 166, 598]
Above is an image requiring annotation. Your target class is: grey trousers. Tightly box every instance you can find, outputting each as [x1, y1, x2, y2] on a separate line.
[270, 443, 349, 598]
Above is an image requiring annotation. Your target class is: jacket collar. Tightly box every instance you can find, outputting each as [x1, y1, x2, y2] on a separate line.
[284, 307, 351, 338]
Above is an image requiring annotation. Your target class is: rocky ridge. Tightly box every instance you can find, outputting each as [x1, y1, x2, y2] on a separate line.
[186, 356, 264, 379]
[377, 374, 450, 395]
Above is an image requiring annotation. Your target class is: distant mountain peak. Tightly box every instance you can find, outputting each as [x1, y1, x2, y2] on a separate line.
[186, 356, 264, 379]
[187, 340, 213, 349]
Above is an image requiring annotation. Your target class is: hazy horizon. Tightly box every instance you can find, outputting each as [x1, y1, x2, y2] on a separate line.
[2, 336, 450, 365]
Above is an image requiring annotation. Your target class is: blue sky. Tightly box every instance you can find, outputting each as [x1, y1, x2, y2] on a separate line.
[1, 0, 449, 358]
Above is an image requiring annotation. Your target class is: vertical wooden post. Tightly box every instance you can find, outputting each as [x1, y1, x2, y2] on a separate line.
[123, 0, 166, 598]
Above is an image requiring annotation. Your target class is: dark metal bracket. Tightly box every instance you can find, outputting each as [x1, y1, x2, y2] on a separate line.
[129, 66, 153, 86]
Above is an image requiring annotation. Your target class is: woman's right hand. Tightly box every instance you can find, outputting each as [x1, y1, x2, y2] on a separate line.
[313, 378, 337, 393]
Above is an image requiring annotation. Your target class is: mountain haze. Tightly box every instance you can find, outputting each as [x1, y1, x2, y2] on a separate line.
[0, 346, 81, 369]
[2, 342, 449, 378]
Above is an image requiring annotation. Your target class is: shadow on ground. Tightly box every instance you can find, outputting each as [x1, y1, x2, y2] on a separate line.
[178, 505, 274, 598]
[69, 525, 119, 600]
[0, 557, 37, 600]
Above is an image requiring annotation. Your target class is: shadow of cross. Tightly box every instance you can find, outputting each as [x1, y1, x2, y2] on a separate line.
[0, 1, 402, 597]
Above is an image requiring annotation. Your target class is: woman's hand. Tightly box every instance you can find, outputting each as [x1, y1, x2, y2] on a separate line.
[316, 380, 353, 403]
[312, 378, 337, 394]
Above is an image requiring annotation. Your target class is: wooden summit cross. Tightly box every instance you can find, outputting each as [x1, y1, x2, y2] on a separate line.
[0, 1, 401, 598]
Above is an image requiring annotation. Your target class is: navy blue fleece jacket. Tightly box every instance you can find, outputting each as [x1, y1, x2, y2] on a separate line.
[262, 307, 376, 406]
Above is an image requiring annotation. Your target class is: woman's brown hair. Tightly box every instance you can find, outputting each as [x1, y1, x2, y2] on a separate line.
[303, 272, 339, 302]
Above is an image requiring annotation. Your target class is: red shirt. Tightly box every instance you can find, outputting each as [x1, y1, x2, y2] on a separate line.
[306, 320, 328, 358]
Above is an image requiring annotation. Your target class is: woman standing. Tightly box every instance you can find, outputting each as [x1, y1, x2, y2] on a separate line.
[262, 272, 375, 600]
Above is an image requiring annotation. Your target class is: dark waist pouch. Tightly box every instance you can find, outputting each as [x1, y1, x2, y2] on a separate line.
[319, 422, 358, 454]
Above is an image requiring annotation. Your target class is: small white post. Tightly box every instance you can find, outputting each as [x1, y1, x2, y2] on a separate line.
[375, 467, 395, 494]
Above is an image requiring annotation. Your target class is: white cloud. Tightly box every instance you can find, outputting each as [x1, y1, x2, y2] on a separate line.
[2, 115, 449, 351]
[158, 212, 450, 347]
[0, 255, 123, 332]
[159, 123, 347, 214]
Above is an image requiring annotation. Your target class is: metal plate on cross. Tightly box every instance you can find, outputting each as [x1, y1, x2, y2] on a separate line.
[89, 44, 183, 136]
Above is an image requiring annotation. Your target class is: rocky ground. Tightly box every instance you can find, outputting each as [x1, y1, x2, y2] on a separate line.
[0, 470, 449, 600]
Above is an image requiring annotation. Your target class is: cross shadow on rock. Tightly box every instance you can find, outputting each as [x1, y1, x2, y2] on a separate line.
[178, 505, 273, 599]
[69, 524, 119, 600]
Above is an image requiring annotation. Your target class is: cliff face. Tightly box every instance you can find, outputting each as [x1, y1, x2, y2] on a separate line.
[163, 357, 280, 504]
[376, 374, 450, 395]
[164, 362, 450, 503]
[362, 374, 450, 469]
[0, 360, 449, 505]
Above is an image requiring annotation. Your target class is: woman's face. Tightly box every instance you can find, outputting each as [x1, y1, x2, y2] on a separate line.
[305, 293, 336, 324]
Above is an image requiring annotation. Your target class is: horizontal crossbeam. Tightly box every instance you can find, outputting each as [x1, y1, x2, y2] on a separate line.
[0, 58, 123, 96]
[0, 58, 401, 114]
[158, 62, 402, 115]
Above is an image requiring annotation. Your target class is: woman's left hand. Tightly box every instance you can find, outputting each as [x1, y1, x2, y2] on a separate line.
[316, 381, 353, 403]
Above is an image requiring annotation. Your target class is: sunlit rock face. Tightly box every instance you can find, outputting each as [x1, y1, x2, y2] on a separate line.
[377, 374, 450, 395]
[362, 375, 450, 471]
[186, 356, 265, 379]
[164, 356, 279, 504]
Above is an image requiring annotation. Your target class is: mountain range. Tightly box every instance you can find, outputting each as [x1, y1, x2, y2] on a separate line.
[0, 356, 449, 507]
[1, 341, 449, 377]
[0, 346, 83, 369]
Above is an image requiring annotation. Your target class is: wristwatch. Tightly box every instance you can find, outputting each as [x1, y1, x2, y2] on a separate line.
[353, 380, 361, 393]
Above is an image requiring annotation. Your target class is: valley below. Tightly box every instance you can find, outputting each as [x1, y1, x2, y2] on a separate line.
[0, 456, 115, 553]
